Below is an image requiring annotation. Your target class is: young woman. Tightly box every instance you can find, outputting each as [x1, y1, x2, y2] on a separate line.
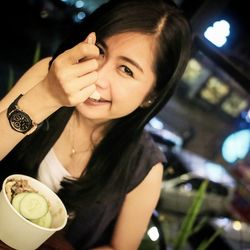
[0, 0, 192, 249]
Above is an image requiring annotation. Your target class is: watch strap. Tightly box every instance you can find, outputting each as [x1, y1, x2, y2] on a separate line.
[7, 94, 39, 135]
[7, 94, 24, 116]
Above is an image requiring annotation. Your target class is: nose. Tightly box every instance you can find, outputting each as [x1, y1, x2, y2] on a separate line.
[95, 58, 110, 89]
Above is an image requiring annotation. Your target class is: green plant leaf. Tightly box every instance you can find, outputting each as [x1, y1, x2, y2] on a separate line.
[173, 179, 208, 250]
[7, 66, 14, 91]
[190, 216, 209, 236]
[33, 42, 41, 65]
[196, 227, 224, 250]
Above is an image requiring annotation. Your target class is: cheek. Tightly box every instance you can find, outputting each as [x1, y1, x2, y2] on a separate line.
[111, 83, 150, 113]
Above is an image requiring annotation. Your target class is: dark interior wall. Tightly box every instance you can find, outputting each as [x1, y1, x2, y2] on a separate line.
[158, 96, 234, 164]
[0, 0, 249, 167]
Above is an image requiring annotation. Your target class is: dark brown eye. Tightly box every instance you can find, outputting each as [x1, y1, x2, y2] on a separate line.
[120, 65, 134, 77]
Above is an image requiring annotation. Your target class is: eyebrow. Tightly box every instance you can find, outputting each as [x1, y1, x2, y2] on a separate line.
[97, 40, 144, 73]
[118, 56, 144, 73]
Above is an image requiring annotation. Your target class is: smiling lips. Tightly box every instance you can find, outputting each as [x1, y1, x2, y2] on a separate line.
[88, 97, 110, 103]
[86, 90, 110, 104]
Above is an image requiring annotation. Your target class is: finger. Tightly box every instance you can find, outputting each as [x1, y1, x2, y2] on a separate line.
[65, 42, 100, 64]
[71, 58, 99, 77]
[70, 84, 96, 105]
[59, 58, 98, 80]
[54, 32, 99, 67]
[64, 71, 98, 93]
[83, 32, 96, 45]
[72, 32, 98, 63]
[74, 32, 98, 62]
[71, 32, 97, 63]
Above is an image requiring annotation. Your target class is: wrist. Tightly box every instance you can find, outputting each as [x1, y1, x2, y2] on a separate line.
[7, 94, 42, 135]
[18, 81, 61, 124]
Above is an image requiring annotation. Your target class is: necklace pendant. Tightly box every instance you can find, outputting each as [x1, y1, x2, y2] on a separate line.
[70, 148, 76, 157]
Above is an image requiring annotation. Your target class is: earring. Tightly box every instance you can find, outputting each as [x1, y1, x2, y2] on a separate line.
[140, 99, 153, 108]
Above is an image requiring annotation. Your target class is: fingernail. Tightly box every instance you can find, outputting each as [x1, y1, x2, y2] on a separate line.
[87, 32, 95, 44]
[88, 36, 93, 44]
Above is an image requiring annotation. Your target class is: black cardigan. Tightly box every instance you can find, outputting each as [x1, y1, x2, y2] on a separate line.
[0, 107, 165, 249]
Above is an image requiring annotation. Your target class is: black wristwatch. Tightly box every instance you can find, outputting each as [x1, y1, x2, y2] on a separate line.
[7, 94, 38, 135]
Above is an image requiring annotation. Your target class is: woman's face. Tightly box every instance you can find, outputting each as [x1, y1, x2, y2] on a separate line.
[77, 32, 157, 123]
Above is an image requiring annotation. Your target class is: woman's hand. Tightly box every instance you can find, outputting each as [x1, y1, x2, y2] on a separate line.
[43, 32, 100, 108]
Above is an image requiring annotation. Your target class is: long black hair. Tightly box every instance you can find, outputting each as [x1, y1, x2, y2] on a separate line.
[52, 0, 192, 211]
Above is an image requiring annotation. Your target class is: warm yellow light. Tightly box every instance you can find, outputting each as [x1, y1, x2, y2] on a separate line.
[232, 221, 242, 231]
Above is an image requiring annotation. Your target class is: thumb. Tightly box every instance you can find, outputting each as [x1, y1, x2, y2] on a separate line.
[84, 32, 96, 45]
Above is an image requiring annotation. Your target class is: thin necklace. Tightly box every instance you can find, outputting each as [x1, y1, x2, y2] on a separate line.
[69, 112, 93, 158]
[70, 145, 92, 157]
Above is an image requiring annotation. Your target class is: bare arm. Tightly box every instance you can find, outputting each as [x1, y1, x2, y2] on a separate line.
[0, 57, 56, 160]
[0, 33, 100, 160]
[92, 163, 164, 250]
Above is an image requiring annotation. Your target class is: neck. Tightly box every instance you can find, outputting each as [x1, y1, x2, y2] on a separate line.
[66, 110, 111, 158]
[72, 110, 107, 143]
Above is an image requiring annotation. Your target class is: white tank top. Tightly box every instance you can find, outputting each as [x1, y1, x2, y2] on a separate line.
[37, 149, 72, 192]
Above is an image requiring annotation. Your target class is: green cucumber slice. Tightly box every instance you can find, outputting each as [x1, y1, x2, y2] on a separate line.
[11, 192, 29, 212]
[19, 192, 48, 220]
[31, 210, 52, 228]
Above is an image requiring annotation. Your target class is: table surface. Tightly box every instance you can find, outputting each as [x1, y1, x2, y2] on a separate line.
[0, 231, 74, 250]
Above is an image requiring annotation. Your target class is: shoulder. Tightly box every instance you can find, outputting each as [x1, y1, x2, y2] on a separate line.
[127, 130, 166, 192]
[137, 130, 166, 167]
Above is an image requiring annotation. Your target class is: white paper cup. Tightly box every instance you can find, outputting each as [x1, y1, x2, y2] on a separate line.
[0, 174, 68, 250]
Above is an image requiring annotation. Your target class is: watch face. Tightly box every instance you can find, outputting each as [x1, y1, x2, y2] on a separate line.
[9, 110, 33, 133]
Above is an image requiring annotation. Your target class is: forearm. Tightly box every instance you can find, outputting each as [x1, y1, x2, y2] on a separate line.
[91, 246, 114, 250]
[0, 81, 60, 160]
[0, 36, 100, 160]
[0, 109, 25, 160]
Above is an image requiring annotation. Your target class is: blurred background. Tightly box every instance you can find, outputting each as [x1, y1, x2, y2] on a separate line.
[0, 0, 250, 249]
